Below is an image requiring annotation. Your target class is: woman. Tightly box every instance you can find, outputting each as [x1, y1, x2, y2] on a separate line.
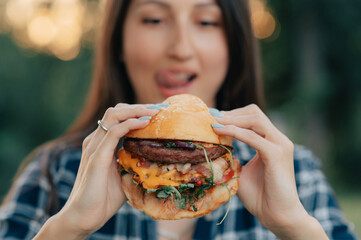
[0, 0, 356, 239]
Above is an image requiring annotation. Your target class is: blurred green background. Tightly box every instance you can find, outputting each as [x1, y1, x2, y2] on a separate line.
[0, 0, 360, 237]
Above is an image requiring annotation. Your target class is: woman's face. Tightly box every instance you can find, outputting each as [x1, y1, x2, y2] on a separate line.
[123, 0, 228, 107]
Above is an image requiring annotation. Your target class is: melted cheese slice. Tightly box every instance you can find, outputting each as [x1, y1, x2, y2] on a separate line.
[118, 149, 200, 189]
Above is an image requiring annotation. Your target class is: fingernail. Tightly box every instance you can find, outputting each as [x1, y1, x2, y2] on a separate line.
[156, 103, 170, 108]
[139, 116, 152, 121]
[146, 103, 170, 110]
[211, 123, 224, 128]
[209, 108, 223, 118]
[147, 105, 162, 110]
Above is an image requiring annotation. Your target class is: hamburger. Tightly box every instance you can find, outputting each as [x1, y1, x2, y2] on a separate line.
[117, 94, 241, 220]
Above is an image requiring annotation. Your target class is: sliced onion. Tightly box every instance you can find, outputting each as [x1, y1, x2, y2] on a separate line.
[174, 141, 196, 150]
[138, 140, 163, 148]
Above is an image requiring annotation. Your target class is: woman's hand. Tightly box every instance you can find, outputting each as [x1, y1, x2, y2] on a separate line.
[35, 104, 160, 240]
[212, 104, 328, 239]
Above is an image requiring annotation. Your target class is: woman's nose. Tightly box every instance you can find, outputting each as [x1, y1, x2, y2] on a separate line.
[166, 23, 194, 61]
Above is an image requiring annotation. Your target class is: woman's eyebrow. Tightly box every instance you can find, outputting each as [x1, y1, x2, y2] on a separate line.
[135, 0, 170, 9]
[195, 2, 219, 9]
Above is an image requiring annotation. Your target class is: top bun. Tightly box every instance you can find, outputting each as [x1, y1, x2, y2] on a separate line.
[126, 94, 233, 146]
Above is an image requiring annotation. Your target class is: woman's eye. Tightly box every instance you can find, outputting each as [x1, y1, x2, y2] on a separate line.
[199, 21, 219, 27]
[142, 18, 163, 25]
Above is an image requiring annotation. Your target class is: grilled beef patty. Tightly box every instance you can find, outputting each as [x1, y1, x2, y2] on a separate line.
[123, 138, 229, 164]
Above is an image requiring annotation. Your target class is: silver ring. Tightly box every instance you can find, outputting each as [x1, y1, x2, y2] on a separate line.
[97, 120, 108, 132]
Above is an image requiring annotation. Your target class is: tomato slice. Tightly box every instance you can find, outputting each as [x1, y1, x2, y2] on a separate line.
[216, 168, 234, 185]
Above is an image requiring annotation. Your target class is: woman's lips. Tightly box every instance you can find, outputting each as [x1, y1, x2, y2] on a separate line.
[155, 70, 196, 97]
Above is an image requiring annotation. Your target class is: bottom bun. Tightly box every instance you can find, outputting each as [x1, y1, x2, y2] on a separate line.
[121, 174, 239, 220]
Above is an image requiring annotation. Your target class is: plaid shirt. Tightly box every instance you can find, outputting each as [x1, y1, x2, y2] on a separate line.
[0, 140, 357, 239]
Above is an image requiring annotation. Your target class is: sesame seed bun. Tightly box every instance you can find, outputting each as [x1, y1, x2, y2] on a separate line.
[126, 94, 233, 146]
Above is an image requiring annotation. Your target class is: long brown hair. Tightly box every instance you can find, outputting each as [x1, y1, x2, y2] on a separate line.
[67, 0, 264, 143]
[2, 0, 263, 212]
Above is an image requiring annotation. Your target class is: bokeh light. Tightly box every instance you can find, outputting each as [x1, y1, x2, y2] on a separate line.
[5, 0, 35, 29]
[250, 0, 277, 39]
[1, 0, 104, 61]
[27, 13, 57, 47]
[0, 0, 277, 60]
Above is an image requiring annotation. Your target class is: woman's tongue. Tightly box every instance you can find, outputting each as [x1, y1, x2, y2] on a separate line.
[156, 70, 191, 89]
[155, 70, 195, 97]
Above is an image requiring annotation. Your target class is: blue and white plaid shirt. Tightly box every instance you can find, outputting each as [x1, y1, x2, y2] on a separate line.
[0, 140, 357, 239]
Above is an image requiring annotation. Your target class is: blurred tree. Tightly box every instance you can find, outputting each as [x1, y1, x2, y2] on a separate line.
[0, 35, 93, 197]
[262, 0, 361, 190]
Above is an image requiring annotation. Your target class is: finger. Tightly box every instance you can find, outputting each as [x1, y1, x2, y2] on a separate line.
[90, 118, 151, 168]
[218, 105, 289, 144]
[221, 104, 265, 117]
[76, 131, 96, 181]
[88, 105, 160, 154]
[212, 124, 275, 155]
[215, 114, 276, 140]
[101, 104, 160, 130]
[82, 131, 95, 150]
